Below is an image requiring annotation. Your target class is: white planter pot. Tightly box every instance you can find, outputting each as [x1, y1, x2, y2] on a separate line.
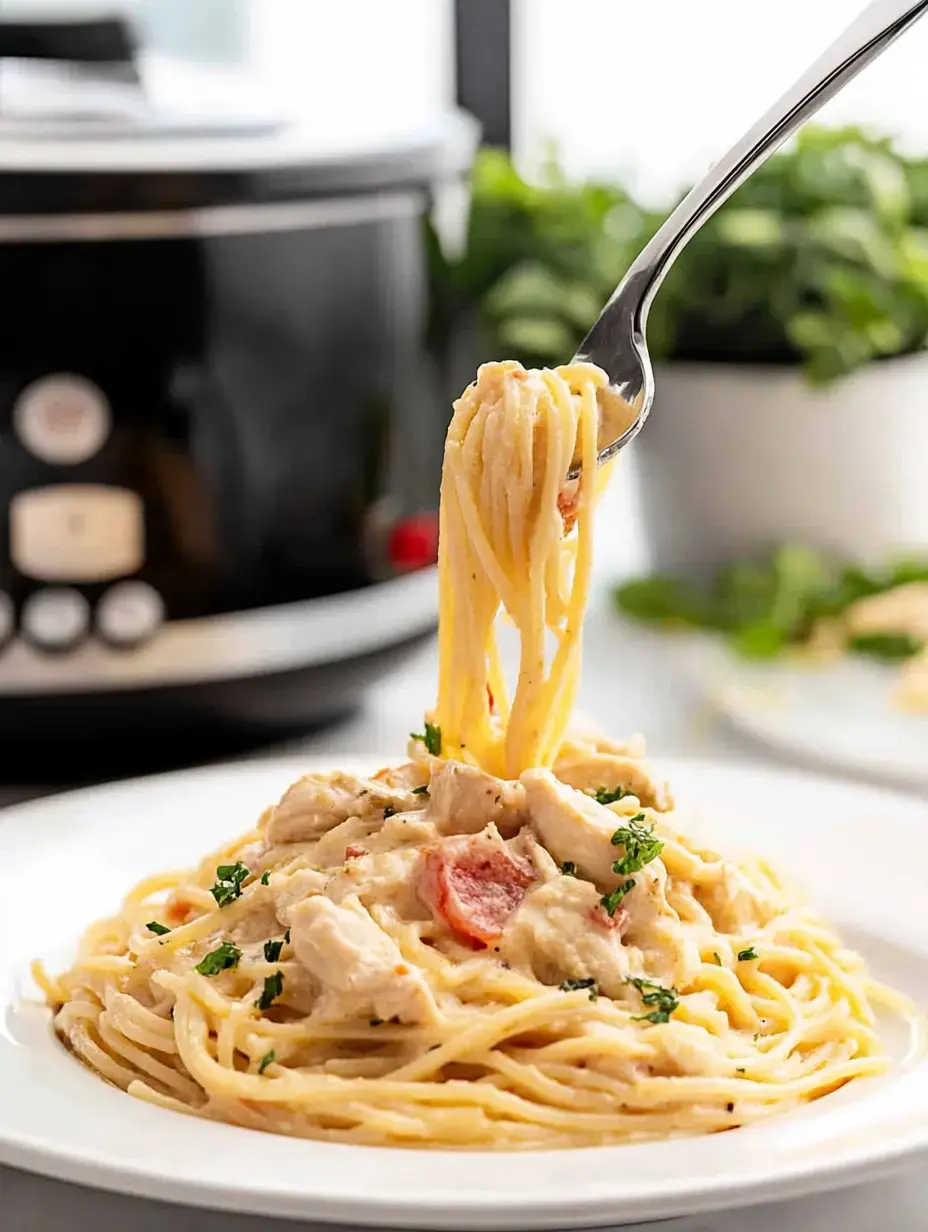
[632, 354, 928, 574]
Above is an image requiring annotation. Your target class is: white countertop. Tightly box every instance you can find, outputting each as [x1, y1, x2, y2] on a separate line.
[3, 477, 927, 1230]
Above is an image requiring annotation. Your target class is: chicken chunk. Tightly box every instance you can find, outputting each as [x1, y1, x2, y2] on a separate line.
[426, 761, 527, 837]
[287, 895, 438, 1024]
[311, 816, 379, 868]
[264, 772, 423, 846]
[372, 761, 430, 793]
[272, 867, 329, 919]
[521, 770, 693, 982]
[553, 751, 672, 812]
[326, 844, 428, 921]
[500, 877, 636, 998]
[522, 769, 623, 885]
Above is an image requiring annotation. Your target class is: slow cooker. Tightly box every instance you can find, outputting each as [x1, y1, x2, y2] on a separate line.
[0, 16, 476, 769]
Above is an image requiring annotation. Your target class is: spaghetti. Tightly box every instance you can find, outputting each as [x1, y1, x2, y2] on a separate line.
[37, 360, 920, 1149]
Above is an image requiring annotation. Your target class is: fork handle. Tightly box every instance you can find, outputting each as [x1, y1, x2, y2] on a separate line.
[589, 0, 928, 346]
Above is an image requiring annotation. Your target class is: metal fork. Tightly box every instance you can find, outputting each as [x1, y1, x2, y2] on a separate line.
[569, 0, 928, 480]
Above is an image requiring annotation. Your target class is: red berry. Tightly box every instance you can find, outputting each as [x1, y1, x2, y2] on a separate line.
[388, 514, 438, 572]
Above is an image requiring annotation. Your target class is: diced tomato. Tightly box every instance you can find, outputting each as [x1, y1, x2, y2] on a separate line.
[418, 835, 535, 946]
[388, 514, 438, 573]
[166, 898, 194, 924]
[557, 486, 580, 534]
[345, 844, 366, 859]
[589, 903, 626, 932]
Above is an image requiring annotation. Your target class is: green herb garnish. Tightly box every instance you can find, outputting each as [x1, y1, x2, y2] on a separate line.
[210, 862, 250, 907]
[258, 1049, 276, 1075]
[369, 1017, 384, 1027]
[560, 977, 599, 1001]
[383, 806, 397, 819]
[412, 785, 430, 796]
[592, 785, 630, 806]
[711, 952, 722, 966]
[610, 815, 664, 876]
[600, 881, 635, 916]
[561, 861, 577, 877]
[195, 941, 242, 976]
[284, 928, 290, 944]
[599, 816, 664, 910]
[256, 971, 283, 1011]
[410, 721, 442, 756]
[263, 938, 284, 963]
[849, 632, 922, 660]
[260, 870, 270, 886]
[628, 977, 680, 1024]
[146, 921, 170, 936]
[737, 947, 759, 962]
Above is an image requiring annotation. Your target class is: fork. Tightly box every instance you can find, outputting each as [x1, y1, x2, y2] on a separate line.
[569, 0, 928, 480]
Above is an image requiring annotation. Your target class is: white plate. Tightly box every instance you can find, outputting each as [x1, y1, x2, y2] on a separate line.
[675, 633, 928, 788]
[1, 755, 927, 1230]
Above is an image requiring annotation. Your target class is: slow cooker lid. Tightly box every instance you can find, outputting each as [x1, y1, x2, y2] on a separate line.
[0, 14, 479, 211]
[0, 15, 284, 143]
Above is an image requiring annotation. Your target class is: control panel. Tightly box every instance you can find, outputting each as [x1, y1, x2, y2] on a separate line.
[10, 484, 144, 583]
[3, 372, 164, 661]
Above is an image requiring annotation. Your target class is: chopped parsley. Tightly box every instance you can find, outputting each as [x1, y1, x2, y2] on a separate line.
[369, 1017, 384, 1027]
[737, 947, 759, 962]
[260, 870, 270, 886]
[849, 632, 922, 661]
[284, 927, 290, 944]
[627, 977, 680, 1024]
[410, 721, 442, 756]
[711, 952, 722, 966]
[610, 815, 664, 875]
[736, 1066, 746, 1073]
[561, 861, 578, 877]
[258, 1049, 276, 1075]
[209, 862, 250, 907]
[560, 977, 599, 1001]
[598, 815, 664, 914]
[383, 806, 397, 819]
[256, 971, 283, 1011]
[600, 881, 636, 916]
[412, 785, 430, 796]
[195, 941, 242, 976]
[146, 921, 170, 936]
[263, 938, 284, 963]
[592, 785, 630, 806]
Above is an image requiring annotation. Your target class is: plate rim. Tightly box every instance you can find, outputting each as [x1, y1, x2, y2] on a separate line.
[1, 752, 927, 1229]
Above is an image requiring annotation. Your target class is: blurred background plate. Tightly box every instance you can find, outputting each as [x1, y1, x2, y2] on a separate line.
[672, 629, 928, 787]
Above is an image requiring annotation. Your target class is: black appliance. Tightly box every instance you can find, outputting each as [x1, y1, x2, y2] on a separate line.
[0, 15, 477, 770]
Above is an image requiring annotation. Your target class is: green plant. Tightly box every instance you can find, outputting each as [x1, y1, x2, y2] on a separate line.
[614, 544, 928, 662]
[649, 126, 928, 382]
[427, 147, 645, 369]
[432, 127, 928, 384]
